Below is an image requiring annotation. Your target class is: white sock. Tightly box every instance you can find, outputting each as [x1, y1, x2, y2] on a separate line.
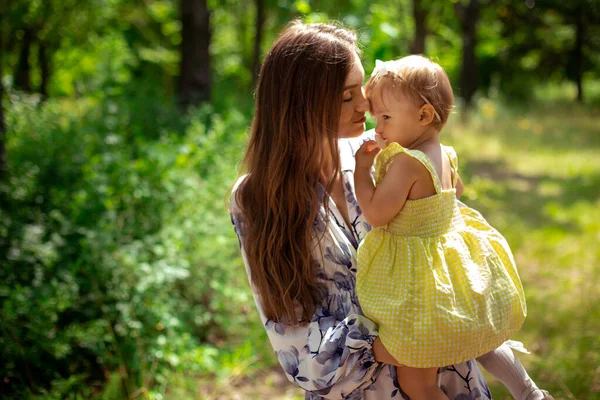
[477, 343, 544, 400]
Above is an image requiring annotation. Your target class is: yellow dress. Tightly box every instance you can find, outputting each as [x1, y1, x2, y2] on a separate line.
[356, 143, 527, 368]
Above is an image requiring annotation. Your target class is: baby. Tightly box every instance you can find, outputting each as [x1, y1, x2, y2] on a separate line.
[354, 55, 552, 400]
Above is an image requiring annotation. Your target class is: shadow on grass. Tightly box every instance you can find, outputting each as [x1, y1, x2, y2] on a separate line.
[476, 102, 600, 154]
[461, 158, 600, 233]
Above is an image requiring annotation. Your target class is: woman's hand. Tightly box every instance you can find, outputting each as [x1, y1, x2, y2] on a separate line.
[355, 140, 381, 170]
[372, 337, 404, 367]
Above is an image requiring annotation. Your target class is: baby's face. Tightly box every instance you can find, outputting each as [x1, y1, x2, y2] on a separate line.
[369, 88, 424, 148]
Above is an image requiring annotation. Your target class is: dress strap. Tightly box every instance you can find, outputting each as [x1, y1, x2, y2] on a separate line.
[374, 142, 405, 184]
[443, 145, 459, 188]
[406, 149, 443, 194]
[373, 142, 443, 194]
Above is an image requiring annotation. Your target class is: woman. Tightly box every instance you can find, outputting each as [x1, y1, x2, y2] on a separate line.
[230, 20, 548, 400]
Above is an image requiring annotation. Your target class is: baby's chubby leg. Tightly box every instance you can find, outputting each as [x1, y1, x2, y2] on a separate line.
[477, 343, 553, 400]
[397, 366, 448, 400]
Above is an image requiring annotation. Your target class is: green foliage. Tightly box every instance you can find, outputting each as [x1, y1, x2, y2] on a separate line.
[0, 87, 254, 398]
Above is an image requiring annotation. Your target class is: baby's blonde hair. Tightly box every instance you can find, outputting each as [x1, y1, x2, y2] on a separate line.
[365, 55, 454, 130]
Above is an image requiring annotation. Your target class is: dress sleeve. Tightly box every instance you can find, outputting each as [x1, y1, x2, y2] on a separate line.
[266, 310, 382, 398]
[229, 178, 382, 398]
[443, 145, 459, 171]
[443, 145, 459, 188]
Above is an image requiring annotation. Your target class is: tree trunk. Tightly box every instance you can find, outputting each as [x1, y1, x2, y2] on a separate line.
[0, 16, 6, 181]
[238, 0, 250, 72]
[252, 0, 265, 85]
[410, 0, 427, 54]
[15, 27, 34, 92]
[6, 26, 18, 54]
[178, 0, 211, 109]
[39, 41, 51, 100]
[455, 0, 480, 113]
[574, 11, 584, 103]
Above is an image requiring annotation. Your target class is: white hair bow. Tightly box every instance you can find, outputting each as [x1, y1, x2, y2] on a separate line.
[372, 59, 390, 77]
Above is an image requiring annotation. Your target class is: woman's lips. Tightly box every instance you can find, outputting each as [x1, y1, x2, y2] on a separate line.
[353, 115, 366, 124]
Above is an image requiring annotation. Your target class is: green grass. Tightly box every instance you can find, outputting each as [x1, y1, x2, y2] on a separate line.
[164, 99, 600, 400]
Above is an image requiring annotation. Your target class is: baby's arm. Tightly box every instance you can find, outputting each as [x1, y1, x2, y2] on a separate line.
[354, 142, 421, 227]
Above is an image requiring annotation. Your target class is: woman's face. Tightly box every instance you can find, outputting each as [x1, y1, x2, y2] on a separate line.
[338, 52, 369, 139]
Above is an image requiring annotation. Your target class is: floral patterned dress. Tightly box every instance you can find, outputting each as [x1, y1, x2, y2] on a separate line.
[229, 130, 492, 400]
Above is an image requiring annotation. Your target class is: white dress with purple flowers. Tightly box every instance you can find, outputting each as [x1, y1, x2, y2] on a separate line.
[229, 130, 492, 400]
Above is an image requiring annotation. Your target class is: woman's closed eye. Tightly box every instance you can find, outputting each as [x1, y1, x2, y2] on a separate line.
[343, 96, 353, 103]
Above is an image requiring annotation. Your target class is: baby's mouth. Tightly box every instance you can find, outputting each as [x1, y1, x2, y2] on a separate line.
[375, 134, 387, 148]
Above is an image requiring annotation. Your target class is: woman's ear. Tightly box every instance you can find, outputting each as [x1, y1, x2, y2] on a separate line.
[419, 104, 436, 125]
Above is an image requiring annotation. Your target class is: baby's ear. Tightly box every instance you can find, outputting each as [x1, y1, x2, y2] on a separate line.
[419, 104, 436, 125]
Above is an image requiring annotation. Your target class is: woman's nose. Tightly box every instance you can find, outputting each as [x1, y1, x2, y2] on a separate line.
[356, 88, 369, 112]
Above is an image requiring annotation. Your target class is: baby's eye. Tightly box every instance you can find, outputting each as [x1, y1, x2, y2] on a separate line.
[383, 115, 391, 120]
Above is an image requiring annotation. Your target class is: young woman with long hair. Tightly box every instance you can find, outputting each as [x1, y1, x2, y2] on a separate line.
[230, 20, 550, 400]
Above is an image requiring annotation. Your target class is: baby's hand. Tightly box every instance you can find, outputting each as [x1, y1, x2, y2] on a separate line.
[355, 140, 381, 169]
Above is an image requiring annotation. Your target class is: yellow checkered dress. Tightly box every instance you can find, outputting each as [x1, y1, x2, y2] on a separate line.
[356, 143, 527, 368]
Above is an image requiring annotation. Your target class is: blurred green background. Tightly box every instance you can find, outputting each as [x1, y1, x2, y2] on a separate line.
[0, 0, 599, 399]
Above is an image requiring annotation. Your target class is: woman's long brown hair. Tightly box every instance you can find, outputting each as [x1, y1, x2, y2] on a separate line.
[235, 21, 359, 325]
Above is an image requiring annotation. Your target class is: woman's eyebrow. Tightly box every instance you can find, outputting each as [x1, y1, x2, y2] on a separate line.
[343, 83, 359, 90]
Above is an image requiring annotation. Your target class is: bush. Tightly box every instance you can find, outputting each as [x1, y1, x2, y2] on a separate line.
[0, 89, 253, 399]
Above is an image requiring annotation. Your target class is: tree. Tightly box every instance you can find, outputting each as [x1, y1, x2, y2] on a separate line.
[561, 0, 600, 103]
[0, 5, 6, 182]
[495, 0, 600, 103]
[7, 0, 103, 99]
[14, 27, 33, 92]
[0, 12, 5, 181]
[410, 0, 427, 54]
[531, 0, 598, 103]
[36, 0, 54, 99]
[252, 0, 265, 85]
[573, 7, 585, 102]
[455, 0, 481, 112]
[178, 0, 211, 109]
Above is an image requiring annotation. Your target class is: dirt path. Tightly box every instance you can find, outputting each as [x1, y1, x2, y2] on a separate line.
[196, 366, 303, 400]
